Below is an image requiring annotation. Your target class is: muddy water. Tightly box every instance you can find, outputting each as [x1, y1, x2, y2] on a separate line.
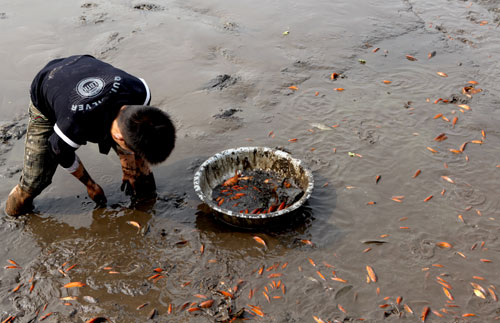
[1, 0, 500, 321]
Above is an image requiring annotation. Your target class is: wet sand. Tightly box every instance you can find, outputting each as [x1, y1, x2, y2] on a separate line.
[1, 0, 500, 321]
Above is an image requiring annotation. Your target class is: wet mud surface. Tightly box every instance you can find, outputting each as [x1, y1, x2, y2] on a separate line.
[1, 0, 500, 322]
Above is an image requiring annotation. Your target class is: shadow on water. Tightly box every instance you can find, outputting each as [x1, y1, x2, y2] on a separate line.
[0, 156, 342, 321]
[194, 170, 343, 250]
[0, 205, 160, 322]
[24, 204, 154, 248]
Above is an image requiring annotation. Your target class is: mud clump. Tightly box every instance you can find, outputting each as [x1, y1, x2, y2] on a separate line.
[203, 74, 238, 90]
[1, 165, 22, 178]
[81, 3, 98, 8]
[0, 121, 26, 143]
[79, 13, 107, 25]
[448, 93, 470, 104]
[222, 22, 239, 32]
[157, 192, 188, 209]
[212, 169, 304, 214]
[213, 108, 241, 119]
[0, 120, 27, 171]
[133, 3, 164, 11]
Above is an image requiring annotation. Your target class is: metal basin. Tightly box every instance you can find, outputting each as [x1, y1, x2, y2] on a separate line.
[193, 147, 314, 229]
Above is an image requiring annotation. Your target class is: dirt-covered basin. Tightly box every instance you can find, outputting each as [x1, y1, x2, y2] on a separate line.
[193, 147, 314, 229]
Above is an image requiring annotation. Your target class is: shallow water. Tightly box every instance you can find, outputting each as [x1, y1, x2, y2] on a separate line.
[1, 0, 500, 322]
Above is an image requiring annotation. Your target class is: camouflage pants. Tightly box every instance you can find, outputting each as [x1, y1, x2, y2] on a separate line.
[18, 102, 58, 197]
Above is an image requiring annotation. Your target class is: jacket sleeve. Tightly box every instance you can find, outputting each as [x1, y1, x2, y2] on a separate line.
[49, 132, 80, 172]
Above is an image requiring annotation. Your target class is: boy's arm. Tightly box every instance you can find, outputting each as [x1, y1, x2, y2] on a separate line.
[49, 133, 106, 205]
[116, 147, 156, 198]
[133, 155, 156, 199]
[117, 149, 137, 195]
[70, 157, 107, 205]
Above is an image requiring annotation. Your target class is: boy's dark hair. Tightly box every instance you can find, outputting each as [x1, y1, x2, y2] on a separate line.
[118, 105, 176, 164]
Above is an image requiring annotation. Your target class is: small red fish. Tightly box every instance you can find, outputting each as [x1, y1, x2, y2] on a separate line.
[253, 236, 267, 248]
[434, 133, 447, 141]
[441, 176, 454, 184]
[366, 265, 377, 282]
[218, 290, 234, 299]
[40, 312, 53, 321]
[426, 147, 437, 153]
[300, 239, 313, 246]
[65, 264, 77, 272]
[199, 300, 214, 308]
[268, 273, 282, 278]
[262, 291, 270, 302]
[421, 306, 430, 322]
[7, 259, 19, 266]
[223, 171, 240, 186]
[147, 274, 161, 280]
[443, 287, 454, 300]
[11, 283, 23, 293]
[63, 282, 86, 288]
[127, 221, 141, 230]
[136, 303, 149, 310]
[86, 318, 109, 323]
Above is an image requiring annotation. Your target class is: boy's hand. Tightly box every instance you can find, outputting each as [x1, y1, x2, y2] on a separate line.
[121, 170, 156, 198]
[117, 149, 155, 199]
[70, 158, 107, 206]
[87, 182, 107, 206]
[117, 149, 138, 196]
[134, 173, 156, 199]
[120, 176, 135, 196]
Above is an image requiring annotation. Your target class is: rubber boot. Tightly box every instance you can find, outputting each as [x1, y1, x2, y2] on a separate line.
[5, 185, 34, 217]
